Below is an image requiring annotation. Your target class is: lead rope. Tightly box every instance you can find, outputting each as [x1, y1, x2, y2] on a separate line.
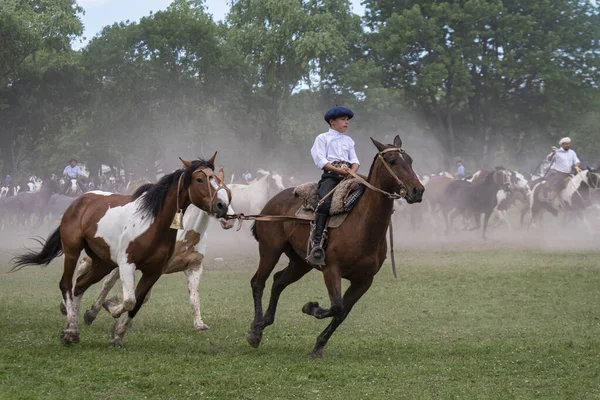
[389, 211, 397, 279]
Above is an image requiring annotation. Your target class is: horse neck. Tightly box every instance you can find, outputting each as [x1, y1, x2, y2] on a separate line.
[564, 171, 587, 198]
[254, 175, 270, 190]
[352, 162, 395, 241]
[482, 171, 502, 190]
[152, 184, 191, 232]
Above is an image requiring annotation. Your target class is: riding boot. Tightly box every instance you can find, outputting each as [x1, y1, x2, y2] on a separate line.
[305, 212, 329, 268]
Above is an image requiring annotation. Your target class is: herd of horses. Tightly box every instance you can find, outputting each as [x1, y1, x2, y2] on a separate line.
[6, 138, 600, 358]
[401, 166, 600, 239]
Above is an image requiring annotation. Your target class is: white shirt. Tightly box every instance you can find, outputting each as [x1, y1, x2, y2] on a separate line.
[63, 165, 81, 178]
[310, 129, 360, 170]
[548, 148, 580, 174]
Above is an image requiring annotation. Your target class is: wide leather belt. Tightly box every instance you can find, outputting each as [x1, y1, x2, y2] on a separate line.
[331, 161, 352, 169]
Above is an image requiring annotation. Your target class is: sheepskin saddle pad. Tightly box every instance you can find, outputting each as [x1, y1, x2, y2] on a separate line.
[293, 178, 365, 216]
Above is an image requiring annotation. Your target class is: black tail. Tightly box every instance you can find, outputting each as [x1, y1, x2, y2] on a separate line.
[10, 227, 63, 272]
[251, 221, 259, 241]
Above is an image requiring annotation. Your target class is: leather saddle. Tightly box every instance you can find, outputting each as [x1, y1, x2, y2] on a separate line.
[292, 177, 366, 229]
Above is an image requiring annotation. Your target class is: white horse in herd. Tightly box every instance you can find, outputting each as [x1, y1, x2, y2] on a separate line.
[229, 169, 286, 215]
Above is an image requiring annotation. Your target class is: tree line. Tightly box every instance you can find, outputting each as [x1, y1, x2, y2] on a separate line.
[1, 0, 599, 183]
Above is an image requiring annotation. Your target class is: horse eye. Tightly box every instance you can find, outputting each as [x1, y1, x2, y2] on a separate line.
[195, 178, 203, 184]
[389, 159, 396, 165]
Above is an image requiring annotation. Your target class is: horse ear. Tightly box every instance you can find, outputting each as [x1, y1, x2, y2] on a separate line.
[393, 135, 403, 148]
[218, 167, 225, 181]
[179, 157, 192, 168]
[208, 151, 217, 165]
[370, 137, 385, 152]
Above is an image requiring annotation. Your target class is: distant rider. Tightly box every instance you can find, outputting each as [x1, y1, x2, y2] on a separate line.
[544, 137, 580, 201]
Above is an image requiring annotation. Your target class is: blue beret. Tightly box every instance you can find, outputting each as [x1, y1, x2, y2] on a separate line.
[324, 106, 354, 123]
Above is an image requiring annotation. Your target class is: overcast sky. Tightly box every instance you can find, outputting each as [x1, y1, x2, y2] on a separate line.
[73, 0, 366, 49]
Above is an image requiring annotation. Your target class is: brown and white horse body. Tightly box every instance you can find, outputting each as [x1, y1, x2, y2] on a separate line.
[76, 203, 235, 332]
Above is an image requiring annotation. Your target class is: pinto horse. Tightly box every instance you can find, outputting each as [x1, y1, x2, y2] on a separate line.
[74, 203, 236, 333]
[247, 136, 424, 358]
[11, 155, 231, 346]
[528, 168, 600, 232]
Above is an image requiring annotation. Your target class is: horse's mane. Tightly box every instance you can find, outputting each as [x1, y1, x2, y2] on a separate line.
[132, 158, 214, 218]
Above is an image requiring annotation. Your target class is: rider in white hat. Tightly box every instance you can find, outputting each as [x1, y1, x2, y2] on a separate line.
[544, 137, 580, 201]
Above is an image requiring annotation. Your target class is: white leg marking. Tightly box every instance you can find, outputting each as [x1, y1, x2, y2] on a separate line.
[185, 262, 209, 332]
[106, 261, 136, 317]
[62, 291, 83, 343]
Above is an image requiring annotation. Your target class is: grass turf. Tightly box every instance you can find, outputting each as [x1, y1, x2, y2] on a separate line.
[0, 250, 599, 399]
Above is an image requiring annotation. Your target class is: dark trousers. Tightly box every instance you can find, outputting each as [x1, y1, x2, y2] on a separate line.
[546, 170, 570, 193]
[316, 171, 343, 214]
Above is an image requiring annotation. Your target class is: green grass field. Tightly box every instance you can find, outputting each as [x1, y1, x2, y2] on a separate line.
[1, 249, 599, 399]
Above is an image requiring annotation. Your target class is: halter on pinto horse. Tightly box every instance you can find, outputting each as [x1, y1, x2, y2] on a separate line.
[11, 154, 231, 346]
[247, 136, 424, 358]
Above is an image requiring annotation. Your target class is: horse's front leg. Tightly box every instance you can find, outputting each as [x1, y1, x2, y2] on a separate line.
[482, 211, 492, 240]
[103, 259, 136, 318]
[302, 265, 343, 320]
[184, 261, 210, 332]
[309, 276, 374, 359]
[110, 272, 160, 347]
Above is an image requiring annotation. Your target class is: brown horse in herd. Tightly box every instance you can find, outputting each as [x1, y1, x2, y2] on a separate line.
[247, 136, 424, 358]
[12, 154, 231, 346]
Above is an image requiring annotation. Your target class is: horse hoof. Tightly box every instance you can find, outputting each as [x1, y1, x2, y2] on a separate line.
[60, 330, 80, 346]
[59, 302, 67, 316]
[84, 310, 97, 326]
[195, 324, 210, 333]
[302, 301, 319, 315]
[246, 332, 262, 348]
[308, 350, 323, 359]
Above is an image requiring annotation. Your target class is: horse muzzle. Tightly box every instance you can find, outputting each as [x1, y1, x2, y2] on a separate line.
[212, 200, 228, 218]
[404, 185, 424, 204]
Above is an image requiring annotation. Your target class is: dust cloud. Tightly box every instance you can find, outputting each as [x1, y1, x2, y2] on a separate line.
[1, 118, 598, 268]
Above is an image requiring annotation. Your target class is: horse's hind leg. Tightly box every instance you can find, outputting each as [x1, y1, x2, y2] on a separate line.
[263, 251, 312, 328]
[60, 256, 93, 316]
[84, 267, 120, 325]
[59, 239, 84, 345]
[247, 242, 284, 348]
[184, 260, 210, 332]
[309, 276, 374, 359]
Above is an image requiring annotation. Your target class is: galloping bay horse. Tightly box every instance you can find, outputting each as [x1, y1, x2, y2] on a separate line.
[11, 155, 231, 346]
[247, 136, 424, 358]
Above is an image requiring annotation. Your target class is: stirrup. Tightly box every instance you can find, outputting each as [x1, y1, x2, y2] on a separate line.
[305, 245, 325, 269]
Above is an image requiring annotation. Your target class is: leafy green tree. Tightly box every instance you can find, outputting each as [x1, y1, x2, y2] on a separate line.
[226, 0, 361, 151]
[364, 0, 600, 167]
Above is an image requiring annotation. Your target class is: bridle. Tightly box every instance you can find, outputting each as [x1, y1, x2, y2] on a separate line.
[176, 167, 231, 217]
[347, 147, 409, 200]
